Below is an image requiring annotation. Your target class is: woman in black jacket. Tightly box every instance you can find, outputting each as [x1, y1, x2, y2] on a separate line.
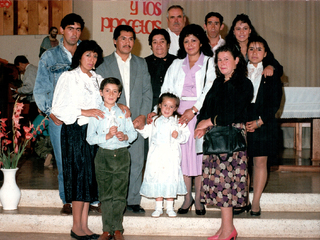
[195, 44, 253, 240]
[246, 36, 283, 216]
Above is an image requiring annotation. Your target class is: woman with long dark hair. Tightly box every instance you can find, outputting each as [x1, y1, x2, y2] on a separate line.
[52, 40, 104, 239]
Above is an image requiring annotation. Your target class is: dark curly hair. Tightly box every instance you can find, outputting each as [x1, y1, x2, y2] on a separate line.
[148, 28, 171, 46]
[70, 40, 103, 70]
[214, 44, 247, 78]
[225, 14, 259, 51]
[177, 24, 213, 59]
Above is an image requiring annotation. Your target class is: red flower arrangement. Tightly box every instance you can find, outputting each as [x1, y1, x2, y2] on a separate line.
[0, 98, 47, 169]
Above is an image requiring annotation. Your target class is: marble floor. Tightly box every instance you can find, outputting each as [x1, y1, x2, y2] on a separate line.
[0, 148, 320, 240]
[1, 148, 319, 194]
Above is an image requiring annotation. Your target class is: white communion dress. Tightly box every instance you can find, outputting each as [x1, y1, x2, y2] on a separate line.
[138, 115, 190, 198]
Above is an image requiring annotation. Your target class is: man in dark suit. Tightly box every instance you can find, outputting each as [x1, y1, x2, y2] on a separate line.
[96, 25, 152, 215]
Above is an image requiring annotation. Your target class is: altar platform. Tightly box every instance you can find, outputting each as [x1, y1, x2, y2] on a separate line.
[0, 149, 319, 239]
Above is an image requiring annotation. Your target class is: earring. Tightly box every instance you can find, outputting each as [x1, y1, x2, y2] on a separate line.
[92, 66, 95, 70]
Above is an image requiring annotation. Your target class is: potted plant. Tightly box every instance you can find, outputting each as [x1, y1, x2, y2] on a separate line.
[0, 97, 46, 210]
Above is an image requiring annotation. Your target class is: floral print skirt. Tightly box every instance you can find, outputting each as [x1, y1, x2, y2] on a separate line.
[200, 123, 248, 208]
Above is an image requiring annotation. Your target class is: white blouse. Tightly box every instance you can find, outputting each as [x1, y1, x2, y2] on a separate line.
[52, 67, 104, 125]
[248, 62, 263, 103]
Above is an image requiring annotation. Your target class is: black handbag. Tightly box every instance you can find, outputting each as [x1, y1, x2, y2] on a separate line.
[203, 116, 246, 160]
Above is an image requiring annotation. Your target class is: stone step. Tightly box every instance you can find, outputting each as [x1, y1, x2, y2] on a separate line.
[11, 189, 320, 212]
[0, 207, 319, 238]
[2, 232, 320, 240]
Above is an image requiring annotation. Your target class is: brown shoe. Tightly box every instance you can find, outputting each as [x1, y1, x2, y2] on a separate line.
[89, 202, 102, 214]
[98, 232, 112, 240]
[113, 230, 125, 240]
[60, 203, 72, 215]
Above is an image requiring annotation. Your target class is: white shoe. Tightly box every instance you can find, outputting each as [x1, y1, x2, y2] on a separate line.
[166, 209, 177, 218]
[151, 209, 163, 218]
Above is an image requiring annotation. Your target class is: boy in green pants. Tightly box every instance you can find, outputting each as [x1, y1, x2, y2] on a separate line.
[87, 77, 137, 240]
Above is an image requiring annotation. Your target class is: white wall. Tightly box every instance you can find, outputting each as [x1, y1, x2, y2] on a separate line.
[0, 34, 61, 66]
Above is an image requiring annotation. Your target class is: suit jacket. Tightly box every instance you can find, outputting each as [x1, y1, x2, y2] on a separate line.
[247, 69, 282, 145]
[96, 52, 152, 120]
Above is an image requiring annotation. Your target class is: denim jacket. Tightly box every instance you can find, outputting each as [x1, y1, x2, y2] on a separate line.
[34, 38, 79, 116]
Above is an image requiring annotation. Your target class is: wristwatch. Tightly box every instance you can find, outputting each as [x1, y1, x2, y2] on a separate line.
[191, 108, 197, 115]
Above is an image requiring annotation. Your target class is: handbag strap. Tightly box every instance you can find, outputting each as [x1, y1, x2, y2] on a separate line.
[203, 59, 210, 88]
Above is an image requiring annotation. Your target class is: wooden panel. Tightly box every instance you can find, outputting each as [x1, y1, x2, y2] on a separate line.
[0, 7, 3, 35]
[51, 0, 63, 31]
[28, 0, 39, 35]
[0, 0, 72, 35]
[17, 0, 28, 35]
[3, 1, 14, 35]
[38, 0, 49, 34]
[62, 0, 72, 18]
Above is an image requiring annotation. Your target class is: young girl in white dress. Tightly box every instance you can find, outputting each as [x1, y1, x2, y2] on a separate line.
[136, 93, 190, 217]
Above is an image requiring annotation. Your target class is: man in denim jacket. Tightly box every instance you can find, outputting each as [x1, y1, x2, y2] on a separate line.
[33, 13, 84, 215]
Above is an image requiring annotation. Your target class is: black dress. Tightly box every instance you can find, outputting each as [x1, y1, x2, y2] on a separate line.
[246, 68, 283, 158]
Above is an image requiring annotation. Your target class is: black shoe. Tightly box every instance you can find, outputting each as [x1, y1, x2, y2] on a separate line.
[195, 207, 206, 215]
[233, 203, 251, 215]
[71, 230, 90, 240]
[127, 204, 145, 213]
[177, 199, 195, 214]
[86, 233, 100, 239]
[250, 207, 261, 216]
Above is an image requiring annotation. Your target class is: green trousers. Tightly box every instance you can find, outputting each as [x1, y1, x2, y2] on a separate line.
[94, 147, 130, 234]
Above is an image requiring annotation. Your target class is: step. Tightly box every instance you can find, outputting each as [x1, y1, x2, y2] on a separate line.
[0, 207, 319, 238]
[10, 189, 320, 212]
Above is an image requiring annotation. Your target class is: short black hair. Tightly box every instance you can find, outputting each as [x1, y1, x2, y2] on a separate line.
[70, 40, 103, 70]
[49, 27, 58, 34]
[148, 28, 171, 46]
[205, 12, 223, 25]
[177, 24, 213, 59]
[247, 35, 271, 56]
[60, 13, 85, 30]
[167, 5, 185, 17]
[14, 55, 29, 66]
[100, 77, 123, 93]
[113, 25, 136, 42]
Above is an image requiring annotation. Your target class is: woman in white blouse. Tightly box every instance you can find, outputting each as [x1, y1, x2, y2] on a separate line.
[246, 36, 282, 216]
[52, 40, 104, 239]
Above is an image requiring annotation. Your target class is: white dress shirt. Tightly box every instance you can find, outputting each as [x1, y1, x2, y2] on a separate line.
[167, 28, 180, 56]
[115, 52, 132, 107]
[248, 62, 263, 103]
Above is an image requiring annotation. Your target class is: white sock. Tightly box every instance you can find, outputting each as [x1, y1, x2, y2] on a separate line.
[155, 200, 163, 210]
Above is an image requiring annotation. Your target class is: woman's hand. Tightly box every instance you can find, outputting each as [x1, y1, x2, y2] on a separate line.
[246, 119, 264, 132]
[117, 104, 131, 118]
[194, 119, 213, 138]
[81, 109, 104, 120]
[179, 109, 195, 125]
[194, 128, 206, 139]
[262, 65, 274, 77]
